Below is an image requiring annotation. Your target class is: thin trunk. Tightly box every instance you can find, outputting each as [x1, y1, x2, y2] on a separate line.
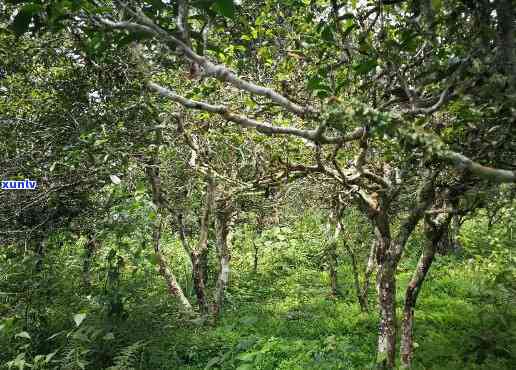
[147, 164, 193, 312]
[400, 213, 451, 368]
[346, 240, 378, 313]
[35, 240, 45, 272]
[359, 240, 377, 312]
[399, 247, 435, 368]
[213, 202, 233, 318]
[345, 242, 364, 307]
[176, 179, 215, 314]
[153, 216, 193, 311]
[328, 244, 339, 297]
[253, 223, 264, 274]
[200, 247, 210, 285]
[497, 0, 516, 78]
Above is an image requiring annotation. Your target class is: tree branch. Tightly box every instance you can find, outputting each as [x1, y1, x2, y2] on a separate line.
[148, 81, 364, 144]
[445, 151, 516, 183]
[97, 8, 314, 117]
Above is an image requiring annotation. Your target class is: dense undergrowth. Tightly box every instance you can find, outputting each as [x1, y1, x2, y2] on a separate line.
[1, 212, 514, 369]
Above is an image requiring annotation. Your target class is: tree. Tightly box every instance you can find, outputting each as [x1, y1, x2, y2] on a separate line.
[2, 0, 515, 368]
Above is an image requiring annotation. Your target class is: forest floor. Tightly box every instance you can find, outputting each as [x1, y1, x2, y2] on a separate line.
[104, 255, 514, 369]
[1, 224, 514, 369]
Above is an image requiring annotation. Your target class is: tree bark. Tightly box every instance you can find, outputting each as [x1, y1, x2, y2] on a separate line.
[212, 200, 233, 318]
[147, 165, 193, 312]
[400, 212, 451, 368]
[497, 0, 516, 78]
[365, 176, 435, 369]
[372, 213, 397, 369]
[190, 250, 209, 313]
[328, 243, 339, 297]
[360, 240, 377, 312]
[153, 216, 193, 311]
[176, 178, 215, 314]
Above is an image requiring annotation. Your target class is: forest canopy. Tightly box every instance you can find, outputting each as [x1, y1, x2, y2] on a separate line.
[0, 1, 515, 369]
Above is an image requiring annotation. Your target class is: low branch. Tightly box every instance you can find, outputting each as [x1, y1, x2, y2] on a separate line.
[98, 9, 313, 117]
[409, 87, 451, 115]
[196, 175, 215, 254]
[445, 151, 516, 183]
[148, 82, 364, 144]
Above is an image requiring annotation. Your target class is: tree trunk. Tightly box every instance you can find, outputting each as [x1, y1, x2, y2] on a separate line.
[213, 201, 233, 318]
[153, 216, 193, 311]
[328, 243, 339, 297]
[497, 0, 516, 78]
[374, 217, 397, 369]
[376, 257, 397, 369]
[359, 240, 377, 312]
[190, 250, 209, 313]
[176, 179, 215, 314]
[34, 239, 45, 272]
[147, 165, 193, 312]
[400, 213, 451, 368]
[344, 241, 366, 309]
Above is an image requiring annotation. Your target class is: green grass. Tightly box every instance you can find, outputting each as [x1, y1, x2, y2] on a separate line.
[1, 229, 514, 369]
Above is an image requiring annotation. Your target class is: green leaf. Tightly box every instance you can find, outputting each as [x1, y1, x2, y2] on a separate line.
[109, 174, 121, 185]
[307, 76, 323, 91]
[353, 59, 378, 74]
[147, 254, 159, 266]
[213, 0, 235, 18]
[431, 0, 442, 10]
[204, 356, 221, 369]
[236, 364, 254, 370]
[102, 332, 115, 340]
[236, 352, 256, 362]
[135, 182, 146, 194]
[45, 352, 57, 364]
[150, 0, 166, 10]
[73, 313, 87, 327]
[47, 331, 65, 340]
[9, 4, 42, 36]
[15, 331, 31, 340]
[321, 25, 334, 42]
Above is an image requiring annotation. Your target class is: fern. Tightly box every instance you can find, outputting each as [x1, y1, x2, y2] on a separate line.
[107, 341, 146, 370]
[58, 344, 90, 370]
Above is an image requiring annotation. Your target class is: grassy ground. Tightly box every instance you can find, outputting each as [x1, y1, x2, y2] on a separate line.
[98, 254, 514, 369]
[1, 226, 514, 369]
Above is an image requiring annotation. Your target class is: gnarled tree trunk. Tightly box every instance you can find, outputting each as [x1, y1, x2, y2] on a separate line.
[372, 213, 397, 369]
[177, 178, 215, 314]
[400, 212, 452, 368]
[361, 176, 435, 369]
